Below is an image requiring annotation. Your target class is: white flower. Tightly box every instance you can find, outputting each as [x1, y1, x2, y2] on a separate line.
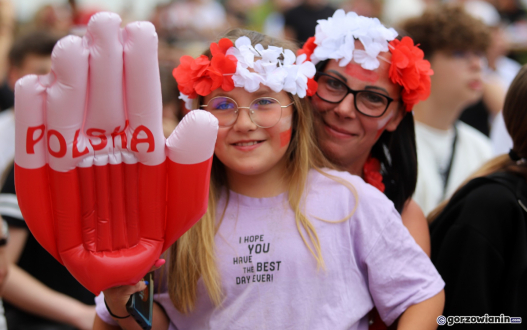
[227, 36, 259, 68]
[232, 63, 264, 93]
[179, 93, 194, 110]
[226, 36, 315, 97]
[311, 9, 399, 70]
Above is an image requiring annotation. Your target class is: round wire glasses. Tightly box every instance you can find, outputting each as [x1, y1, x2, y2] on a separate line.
[201, 96, 294, 128]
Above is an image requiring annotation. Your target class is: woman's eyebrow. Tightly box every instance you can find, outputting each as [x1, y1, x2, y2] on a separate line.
[327, 70, 348, 82]
[364, 86, 389, 94]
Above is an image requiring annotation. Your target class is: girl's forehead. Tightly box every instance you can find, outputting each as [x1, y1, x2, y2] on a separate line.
[206, 86, 288, 102]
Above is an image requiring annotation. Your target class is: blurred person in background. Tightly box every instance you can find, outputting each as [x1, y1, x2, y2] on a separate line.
[154, 0, 228, 44]
[159, 64, 184, 138]
[0, 31, 59, 178]
[459, 0, 520, 137]
[381, 0, 426, 28]
[17, 4, 73, 37]
[429, 64, 527, 327]
[341, 0, 383, 19]
[402, 4, 493, 216]
[0, 30, 96, 330]
[0, 0, 14, 112]
[284, 0, 335, 44]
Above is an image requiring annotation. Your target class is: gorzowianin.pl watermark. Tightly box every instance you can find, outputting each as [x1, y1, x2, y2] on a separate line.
[437, 314, 522, 326]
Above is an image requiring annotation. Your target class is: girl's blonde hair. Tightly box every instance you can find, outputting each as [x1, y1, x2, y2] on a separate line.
[428, 64, 527, 223]
[168, 29, 352, 313]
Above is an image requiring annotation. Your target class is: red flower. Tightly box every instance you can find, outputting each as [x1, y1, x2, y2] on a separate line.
[210, 54, 237, 92]
[306, 78, 318, 97]
[210, 38, 234, 56]
[388, 37, 433, 112]
[363, 156, 385, 192]
[298, 36, 316, 61]
[173, 56, 198, 98]
[173, 39, 238, 98]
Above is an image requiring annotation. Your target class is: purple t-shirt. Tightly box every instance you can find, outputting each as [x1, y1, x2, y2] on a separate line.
[96, 169, 444, 329]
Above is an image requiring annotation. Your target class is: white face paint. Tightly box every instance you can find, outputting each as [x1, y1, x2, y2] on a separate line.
[376, 110, 394, 130]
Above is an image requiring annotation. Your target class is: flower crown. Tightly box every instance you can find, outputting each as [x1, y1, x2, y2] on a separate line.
[298, 10, 433, 111]
[173, 36, 318, 110]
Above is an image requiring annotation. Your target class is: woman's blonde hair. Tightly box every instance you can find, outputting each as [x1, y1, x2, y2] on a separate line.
[428, 64, 527, 223]
[168, 29, 352, 313]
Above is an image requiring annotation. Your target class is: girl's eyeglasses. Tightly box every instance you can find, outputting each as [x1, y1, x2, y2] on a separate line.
[201, 96, 293, 128]
[315, 72, 397, 118]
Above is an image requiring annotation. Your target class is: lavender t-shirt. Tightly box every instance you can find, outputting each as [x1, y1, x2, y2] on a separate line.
[96, 169, 444, 330]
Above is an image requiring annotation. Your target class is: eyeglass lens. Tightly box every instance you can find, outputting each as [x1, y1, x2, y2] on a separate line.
[317, 75, 390, 117]
[206, 97, 282, 128]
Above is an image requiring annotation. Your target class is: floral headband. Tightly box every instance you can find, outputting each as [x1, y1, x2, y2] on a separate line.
[173, 36, 318, 110]
[298, 10, 433, 112]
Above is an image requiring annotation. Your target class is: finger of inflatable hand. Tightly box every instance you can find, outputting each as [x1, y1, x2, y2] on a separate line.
[164, 159, 212, 252]
[78, 163, 141, 253]
[163, 110, 218, 251]
[14, 76, 61, 262]
[14, 75, 47, 169]
[84, 12, 126, 153]
[15, 165, 61, 263]
[123, 21, 165, 166]
[138, 162, 166, 242]
[166, 110, 218, 164]
[46, 35, 91, 172]
[49, 169, 83, 254]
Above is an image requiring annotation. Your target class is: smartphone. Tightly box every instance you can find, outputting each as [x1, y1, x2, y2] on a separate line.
[126, 272, 153, 330]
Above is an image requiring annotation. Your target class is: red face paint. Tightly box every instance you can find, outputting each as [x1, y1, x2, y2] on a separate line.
[280, 128, 292, 148]
[345, 63, 379, 83]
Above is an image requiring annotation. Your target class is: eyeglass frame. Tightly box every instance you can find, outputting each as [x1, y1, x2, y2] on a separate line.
[314, 72, 398, 118]
[200, 96, 294, 128]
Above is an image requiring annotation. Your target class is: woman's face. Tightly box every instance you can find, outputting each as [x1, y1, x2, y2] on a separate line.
[204, 86, 294, 178]
[311, 54, 404, 172]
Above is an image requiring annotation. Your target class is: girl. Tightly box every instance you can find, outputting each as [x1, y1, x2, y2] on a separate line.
[95, 29, 444, 330]
[300, 10, 432, 256]
[429, 65, 527, 323]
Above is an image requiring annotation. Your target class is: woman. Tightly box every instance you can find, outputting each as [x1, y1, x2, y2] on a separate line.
[429, 65, 527, 324]
[300, 10, 431, 255]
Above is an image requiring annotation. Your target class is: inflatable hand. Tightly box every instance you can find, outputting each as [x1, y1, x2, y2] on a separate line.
[14, 13, 218, 294]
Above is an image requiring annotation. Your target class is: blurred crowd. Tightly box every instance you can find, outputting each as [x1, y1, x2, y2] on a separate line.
[0, 0, 526, 329]
[0, 0, 525, 140]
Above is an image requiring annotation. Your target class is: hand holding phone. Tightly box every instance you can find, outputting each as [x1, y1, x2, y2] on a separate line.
[126, 272, 154, 330]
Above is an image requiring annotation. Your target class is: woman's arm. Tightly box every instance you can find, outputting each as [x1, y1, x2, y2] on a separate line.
[401, 199, 431, 256]
[3, 226, 95, 329]
[3, 263, 95, 329]
[397, 290, 444, 330]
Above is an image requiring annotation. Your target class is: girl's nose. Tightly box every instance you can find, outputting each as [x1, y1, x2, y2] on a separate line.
[232, 108, 257, 132]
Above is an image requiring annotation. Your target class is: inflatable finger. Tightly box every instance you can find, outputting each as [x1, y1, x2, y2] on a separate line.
[14, 12, 218, 294]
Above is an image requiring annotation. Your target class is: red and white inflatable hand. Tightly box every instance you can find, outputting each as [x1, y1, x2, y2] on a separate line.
[14, 13, 218, 294]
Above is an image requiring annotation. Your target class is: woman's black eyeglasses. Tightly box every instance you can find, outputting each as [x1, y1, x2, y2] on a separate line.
[315, 72, 397, 118]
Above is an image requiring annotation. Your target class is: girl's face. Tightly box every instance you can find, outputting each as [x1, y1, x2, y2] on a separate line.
[311, 54, 404, 172]
[205, 86, 294, 179]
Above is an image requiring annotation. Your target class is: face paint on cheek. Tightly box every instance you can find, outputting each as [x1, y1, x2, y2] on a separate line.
[345, 63, 379, 83]
[280, 128, 292, 148]
[278, 116, 293, 148]
[374, 111, 394, 140]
